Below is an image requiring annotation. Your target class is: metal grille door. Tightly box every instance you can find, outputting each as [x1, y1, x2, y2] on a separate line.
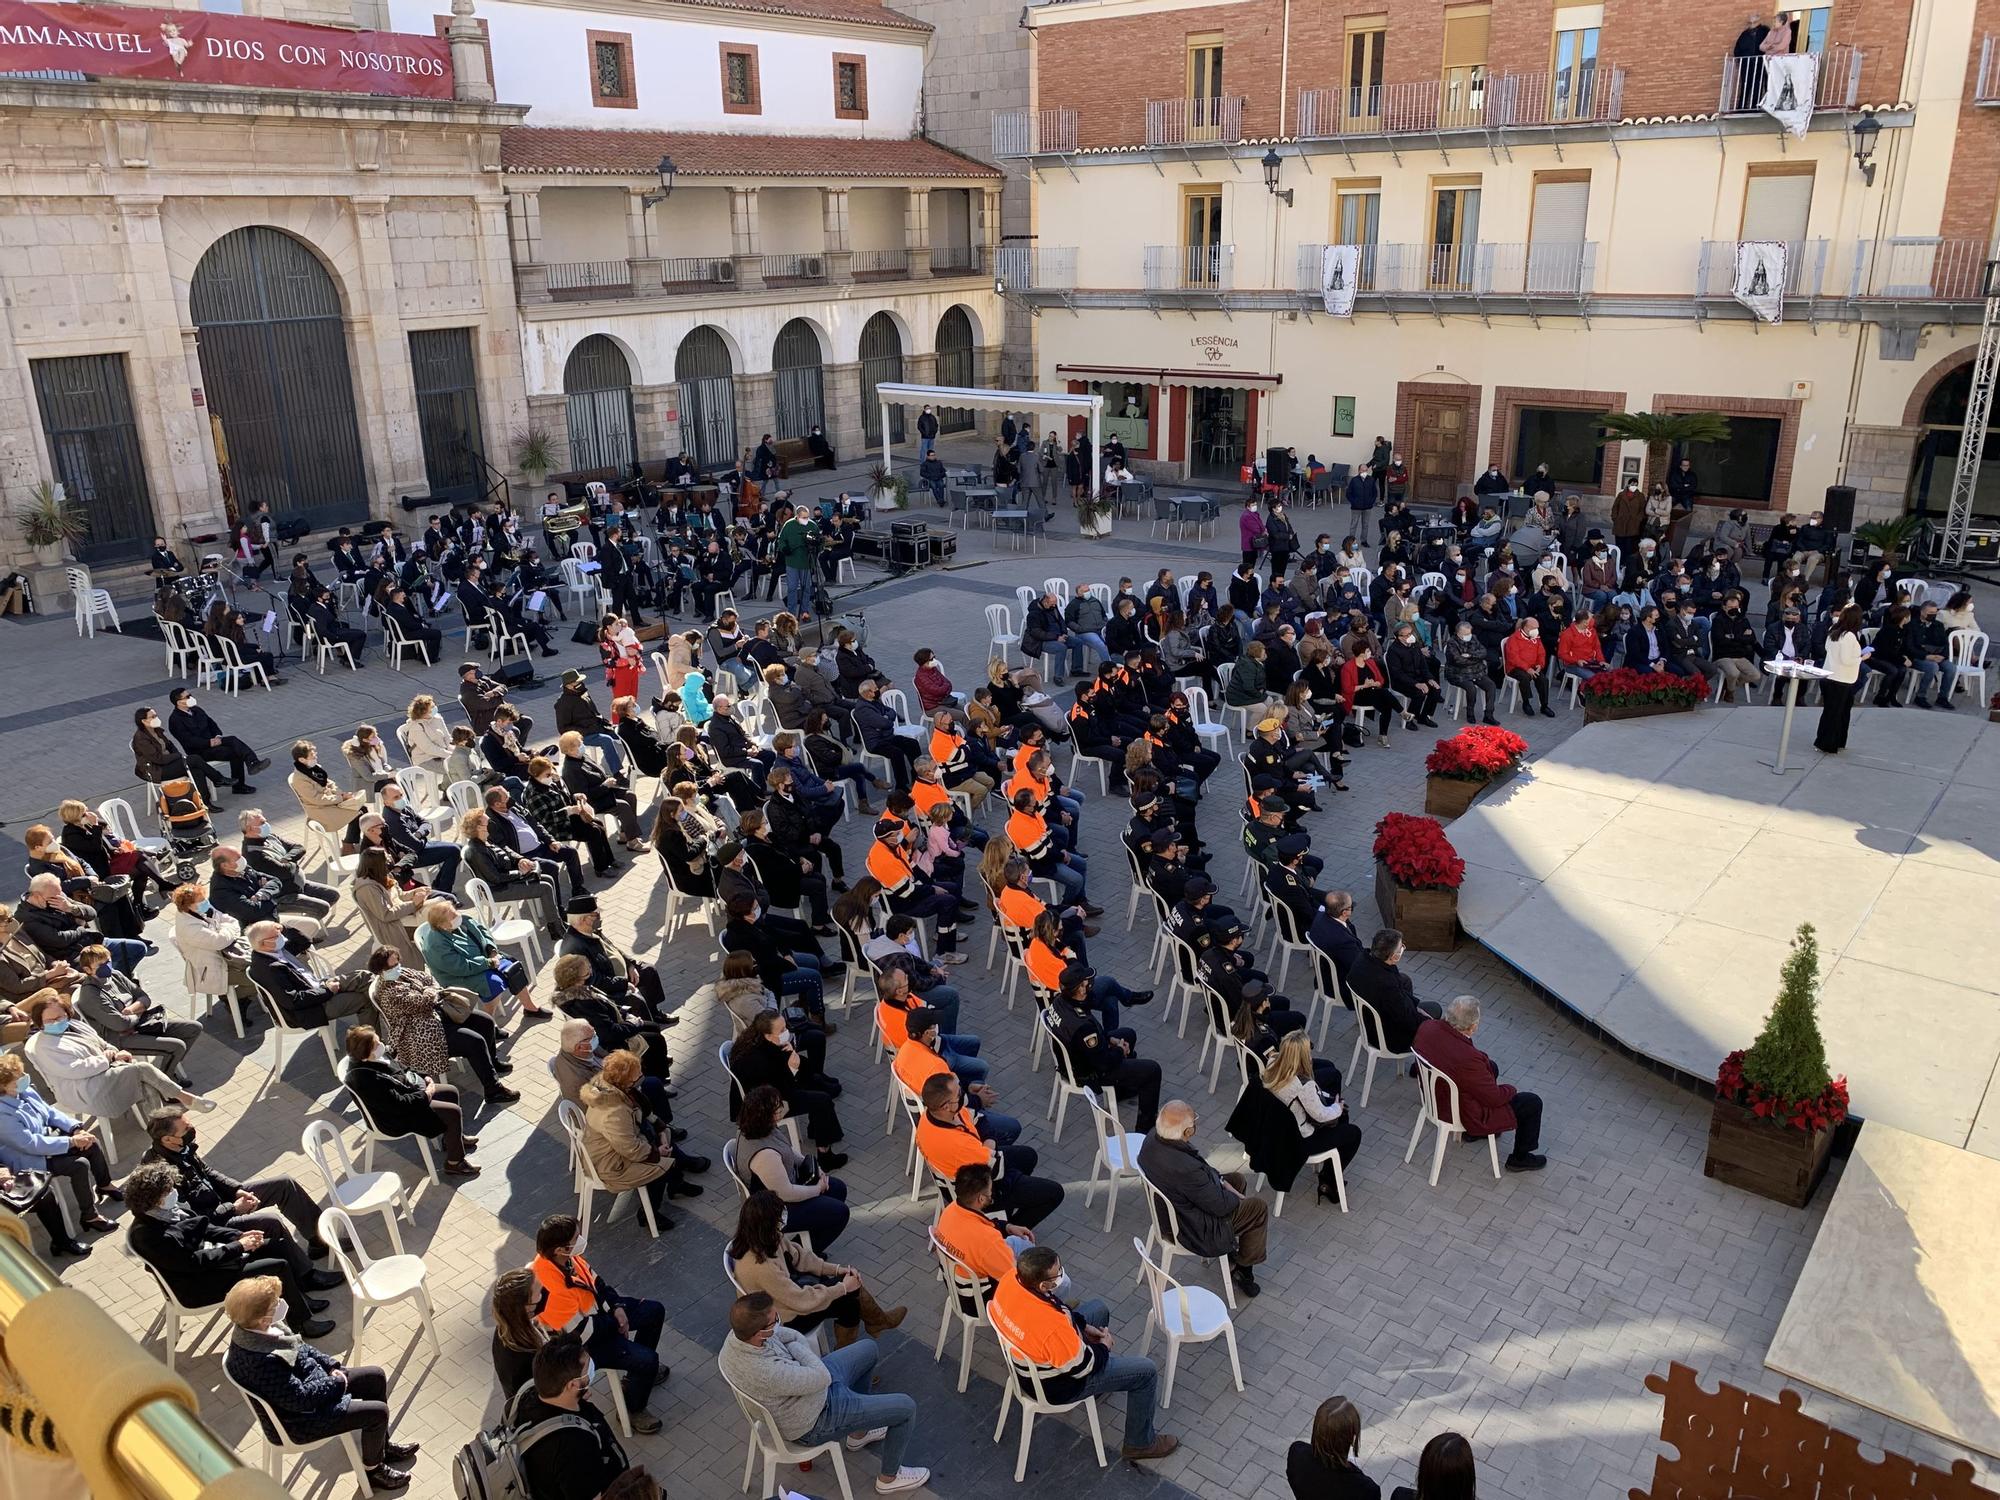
[189, 227, 368, 527]
[935, 307, 975, 433]
[772, 319, 825, 441]
[563, 334, 637, 473]
[675, 326, 739, 469]
[30, 354, 157, 563]
[859, 313, 905, 447]
[409, 328, 485, 503]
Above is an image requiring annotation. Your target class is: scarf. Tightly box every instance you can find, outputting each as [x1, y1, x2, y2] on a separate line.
[231, 1322, 306, 1366]
[294, 760, 330, 787]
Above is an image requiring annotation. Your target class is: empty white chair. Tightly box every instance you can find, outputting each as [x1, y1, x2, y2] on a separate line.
[1346, 995, 1411, 1108]
[989, 1307, 1109, 1483]
[1406, 1053, 1501, 1187]
[1132, 1235, 1243, 1410]
[558, 1098, 661, 1239]
[1081, 1087, 1146, 1232]
[67, 566, 120, 637]
[225, 1367, 374, 1496]
[881, 687, 916, 728]
[159, 617, 202, 677]
[138, 1258, 227, 1372]
[986, 603, 1020, 664]
[318, 1205, 441, 1361]
[928, 1228, 991, 1394]
[561, 556, 604, 617]
[445, 778, 485, 826]
[1181, 685, 1231, 755]
[302, 1119, 411, 1257]
[1949, 628, 1990, 704]
[722, 1362, 856, 1500]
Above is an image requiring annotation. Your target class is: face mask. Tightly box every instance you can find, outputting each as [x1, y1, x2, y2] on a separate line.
[195, 900, 213, 915]
[159, 1190, 180, 1215]
[272, 1298, 289, 1327]
[384, 965, 402, 982]
[1456, 629, 1472, 641]
[776, 1029, 792, 1047]
[1051, 1270, 1074, 1296]
[96, 961, 114, 979]
[180, 1127, 197, 1149]
[580, 1358, 596, 1390]
[44, 1019, 70, 1035]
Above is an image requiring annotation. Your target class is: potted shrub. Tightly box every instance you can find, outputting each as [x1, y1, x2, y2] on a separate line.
[1422, 723, 1527, 819]
[867, 462, 910, 512]
[1370, 813, 1464, 951]
[16, 480, 87, 565]
[512, 428, 556, 487]
[1853, 514, 1927, 565]
[1704, 923, 1847, 1208]
[1075, 489, 1116, 539]
[1579, 667, 1709, 723]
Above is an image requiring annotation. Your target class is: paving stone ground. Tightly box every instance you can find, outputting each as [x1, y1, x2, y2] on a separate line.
[7, 446, 1997, 1500]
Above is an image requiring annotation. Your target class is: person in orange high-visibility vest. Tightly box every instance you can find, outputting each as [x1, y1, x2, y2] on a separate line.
[865, 817, 966, 954]
[933, 1162, 1034, 1294]
[1005, 789, 1091, 908]
[530, 1212, 669, 1426]
[892, 1006, 1013, 1139]
[1009, 726, 1083, 835]
[926, 712, 994, 804]
[988, 1245, 1177, 1462]
[995, 854, 1096, 963]
[914, 1074, 1061, 1227]
[909, 758, 990, 853]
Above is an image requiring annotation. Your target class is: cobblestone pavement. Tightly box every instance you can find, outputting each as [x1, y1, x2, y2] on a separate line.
[8, 468, 1997, 1500]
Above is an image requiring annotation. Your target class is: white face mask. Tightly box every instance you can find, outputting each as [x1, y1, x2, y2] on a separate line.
[776, 1029, 792, 1047]
[159, 1190, 181, 1216]
[272, 1298, 289, 1327]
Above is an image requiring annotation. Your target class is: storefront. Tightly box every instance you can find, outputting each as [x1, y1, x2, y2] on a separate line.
[1056, 362, 1280, 485]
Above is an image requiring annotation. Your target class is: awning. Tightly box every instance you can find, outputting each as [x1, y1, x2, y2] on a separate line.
[871, 382, 1102, 416]
[1057, 363, 1283, 393]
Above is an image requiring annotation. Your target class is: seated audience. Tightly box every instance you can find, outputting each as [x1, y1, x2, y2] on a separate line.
[1414, 998, 1546, 1173]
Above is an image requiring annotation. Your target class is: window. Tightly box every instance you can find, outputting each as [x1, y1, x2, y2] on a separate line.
[720, 43, 761, 115]
[586, 31, 635, 110]
[1428, 176, 1481, 289]
[1528, 171, 1589, 292]
[1332, 396, 1357, 438]
[1185, 33, 1225, 140]
[1785, 3, 1832, 52]
[1181, 186, 1223, 288]
[1676, 417, 1781, 505]
[1345, 17, 1385, 126]
[1550, 22, 1599, 119]
[1513, 407, 1604, 488]
[1440, 4, 1489, 128]
[1334, 178, 1381, 290]
[833, 54, 868, 118]
[1741, 165, 1814, 245]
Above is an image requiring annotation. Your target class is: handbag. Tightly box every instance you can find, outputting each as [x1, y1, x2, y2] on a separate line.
[437, 987, 480, 1025]
[89, 876, 133, 905]
[1341, 722, 1366, 748]
[0, 1168, 50, 1214]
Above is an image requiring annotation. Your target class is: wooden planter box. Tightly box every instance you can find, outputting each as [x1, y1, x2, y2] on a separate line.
[1423, 771, 1512, 820]
[1583, 698, 1698, 724]
[1373, 858, 1458, 951]
[1703, 1096, 1835, 1208]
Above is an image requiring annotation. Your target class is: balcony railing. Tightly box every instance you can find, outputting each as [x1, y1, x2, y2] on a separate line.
[1718, 43, 1862, 115]
[1847, 238, 1991, 300]
[1296, 67, 1625, 140]
[546, 259, 634, 299]
[759, 252, 829, 285]
[930, 245, 985, 275]
[660, 255, 737, 292]
[850, 248, 909, 280]
[1979, 36, 2000, 104]
[1144, 95, 1246, 146]
[1294, 242, 1597, 298]
[994, 245, 1076, 292]
[1144, 244, 1235, 292]
[1489, 66, 1625, 126]
[1696, 239, 1832, 299]
[993, 106, 1079, 156]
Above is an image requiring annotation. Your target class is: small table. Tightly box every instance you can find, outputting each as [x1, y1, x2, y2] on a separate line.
[1168, 494, 1216, 538]
[945, 465, 986, 488]
[1763, 659, 1829, 774]
[958, 487, 998, 528]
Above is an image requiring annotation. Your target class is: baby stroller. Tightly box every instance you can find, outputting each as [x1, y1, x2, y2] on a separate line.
[153, 775, 217, 880]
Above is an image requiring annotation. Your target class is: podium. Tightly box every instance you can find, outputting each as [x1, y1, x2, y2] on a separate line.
[1762, 658, 1829, 774]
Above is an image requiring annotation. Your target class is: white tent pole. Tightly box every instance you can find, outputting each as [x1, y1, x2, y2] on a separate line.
[881, 403, 890, 483]
[1089, 400, 1101, 500]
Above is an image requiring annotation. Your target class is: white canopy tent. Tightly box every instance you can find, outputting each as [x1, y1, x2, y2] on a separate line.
[870, 382, 1105, 497]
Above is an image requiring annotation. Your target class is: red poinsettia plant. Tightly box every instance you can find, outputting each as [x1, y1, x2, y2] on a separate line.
[1715, 1050, 1850, 1133]
[1714, 924, 1849, 1134]
[1372, 813, 1466, 891]
[1580, 667, 1710, 708]
[1425, 724, 1528, 782]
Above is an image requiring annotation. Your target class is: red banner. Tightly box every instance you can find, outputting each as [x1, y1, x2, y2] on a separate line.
[0, 2, 453, 99]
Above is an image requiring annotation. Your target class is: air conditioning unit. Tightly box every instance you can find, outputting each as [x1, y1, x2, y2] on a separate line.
[801, 256, 826, 278]
[710, 260, 736, 284]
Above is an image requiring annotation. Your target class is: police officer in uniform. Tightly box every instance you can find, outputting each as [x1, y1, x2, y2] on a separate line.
[1050, 963, 1162, 1135]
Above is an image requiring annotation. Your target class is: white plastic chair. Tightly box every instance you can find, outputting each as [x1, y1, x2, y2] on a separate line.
[989, 1308, 1109, 1483]
[561, 557, 604, 617]
[159, 617, 202, 677]
[1138, 1166, 1237, 1309]
[100, 796, 171, 860]
[1081, 1086, 1146, 1231]
[205, 634, 272, 693]
[138, 1258, 226, 1372]
[723, 1363, 856, 1500]
[178, 952, 245, 1039]
[1041, 1009, 1092, 1143]
[445, 778, 485, 826]
[226, 1368, 373, 1496]
[250, 980, 343, 1097]
[927, 1227, 991, 1393]
[337, 1055, 442, 1184]
[381, 610, 428, 670]
[1082, 582, 1114, 616]
[1181, 685, 1231, 756]
[1345, 995, 1411, 1109]
[557, 1098, 662, 1239]
[1039, 578, 1073, 610]
[987, 603, 1020, 664]
[301, 618, 357, 674]
[67, 566, 120, 637]
[467, 875, 544, 981]
[1132, 1235, 1243, 1409]
[302, 1119, 411, 1257]
[318, 1205, 442, 1362]
[881, 688, 916, 728]
[1949, 628, 1990, 703]
[1406, 1053, 1501, 1187]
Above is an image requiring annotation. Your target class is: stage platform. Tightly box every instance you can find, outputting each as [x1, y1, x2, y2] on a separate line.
[1768, 1122, 2000, 1460]
[1450, 706, 2000, 1158]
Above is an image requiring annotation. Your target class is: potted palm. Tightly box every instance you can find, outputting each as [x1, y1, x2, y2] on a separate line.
[16, 480, 87, 565]
[1075, 488, 1115, 539]
[1592, 410, 1733, 496]
[1854, 514, 1926, 565]
[1704, 923, 1846, 1208]
[512, 428, 556, 488]
[867, 462, 909, 511]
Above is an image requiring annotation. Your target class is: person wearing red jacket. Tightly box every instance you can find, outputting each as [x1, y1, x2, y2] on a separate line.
[1556, 616, 1607, 681]
[1414, 997, 1545, 1172]
[1500, 618, 1556, 717]
[1337, 641, 1401, 747]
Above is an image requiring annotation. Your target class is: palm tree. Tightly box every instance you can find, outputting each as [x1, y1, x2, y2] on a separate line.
[1592, 410, 1732, 490]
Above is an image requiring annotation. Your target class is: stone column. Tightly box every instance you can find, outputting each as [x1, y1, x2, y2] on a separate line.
[632, 382, 676, 459]
[822, 187, 853, 284]
[905, 188, 932, 278]
[469, 192, 531, 484]
[448, 0, 494, 102]
[735, 372, 777, 452]
[730, 187, 765, 292]
[507, 187, 548, 302]
[825, 360, 866, 466]
[979, 187, 1002, 276]
[348, 195, 429, 513]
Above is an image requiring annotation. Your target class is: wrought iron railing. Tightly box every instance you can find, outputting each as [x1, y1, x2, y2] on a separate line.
[1144, 95, 1245, 146]
[545, 259, 633, 298]
[1144, 244, 1234, 292]
[992, 106, 1079, 155]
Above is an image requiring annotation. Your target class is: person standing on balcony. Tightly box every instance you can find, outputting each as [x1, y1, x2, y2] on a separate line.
[1732, 15, 1770, 112]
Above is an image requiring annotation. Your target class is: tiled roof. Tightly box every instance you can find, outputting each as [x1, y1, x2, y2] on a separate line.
[502, 127, 1002, 180]
[670, 0, 930, 31]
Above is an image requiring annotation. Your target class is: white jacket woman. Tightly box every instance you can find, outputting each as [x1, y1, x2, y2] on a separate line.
[173, 897, 246, 996]
[24, 1011, 207, 1119]
[399, 703, 454, 776]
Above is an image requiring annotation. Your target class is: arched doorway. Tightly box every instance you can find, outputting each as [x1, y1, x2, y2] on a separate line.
[190, 227, 368, 527]
[935, 307, 976, 434]
[772, 319, 825, 441]
[563, 335, 636, 474]
[676, 326, 738, 469]
[859, 312, 905, 447]
[1909, 360, 2000, 526]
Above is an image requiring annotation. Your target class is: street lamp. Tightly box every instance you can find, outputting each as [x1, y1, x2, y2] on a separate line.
[1850, 115, 1880, 186]
[642, 154, 677, 208]
[1261, 147, 1293, 207]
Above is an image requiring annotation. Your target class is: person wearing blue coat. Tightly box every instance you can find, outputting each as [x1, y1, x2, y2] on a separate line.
[0, 1054, 116, 1235]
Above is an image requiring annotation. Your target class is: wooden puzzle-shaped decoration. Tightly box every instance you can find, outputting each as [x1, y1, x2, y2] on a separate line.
[1633, 1363, 1996, 1500]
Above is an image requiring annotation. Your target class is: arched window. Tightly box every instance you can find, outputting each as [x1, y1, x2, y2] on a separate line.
[859, 313, 905, 447]
[563, 335, 636, 474]
[772, 319, 825, 441]
[934, 307, 977, 434]
[675, 326, 739, 469]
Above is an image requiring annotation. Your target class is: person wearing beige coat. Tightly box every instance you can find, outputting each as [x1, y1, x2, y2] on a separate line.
[398, 700, 455, 777]
[288, 740, 368, 823]
[580, 1054, 709, 1212]
[351, 851, 430, 969]
[725, 1188, 903, 1345]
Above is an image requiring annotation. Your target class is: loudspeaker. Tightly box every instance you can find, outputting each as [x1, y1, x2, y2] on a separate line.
[493, 658, 537, 688]
[1266, 447, 1292, 485]
[1822, 485, 1855, 533]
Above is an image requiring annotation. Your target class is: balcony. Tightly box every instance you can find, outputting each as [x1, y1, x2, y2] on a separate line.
[661, 256, 738, 294]
[546, 259, 634, 301]
[1294, 242, 1598, 299]
[992, 107, 1079, 157]
[850, 249, 909, 281]
[758, 253, 829, 286]
[1978, 36, 2000, 105]
[1695, 239, 1832, 300]
[1144, 95, 1245, 147]
[1145, 244, 1234, 293]
[929, 245, 986, 276]
[1847, 238, 1991, 301]
[1294, 68, 1621, 141]
[1717, 44, 1862, 116]
[994, 245, 1076, 292]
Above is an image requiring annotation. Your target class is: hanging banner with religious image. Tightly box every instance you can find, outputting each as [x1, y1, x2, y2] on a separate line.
[0, 1, 453, 98]
[1321, 244, 1360, 317]
[1733, 240, 1788, 324]
[1760, 52, 1818, 139]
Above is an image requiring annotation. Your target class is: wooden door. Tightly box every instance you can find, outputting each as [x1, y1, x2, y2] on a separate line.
[1412, 396, 1471, 501]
